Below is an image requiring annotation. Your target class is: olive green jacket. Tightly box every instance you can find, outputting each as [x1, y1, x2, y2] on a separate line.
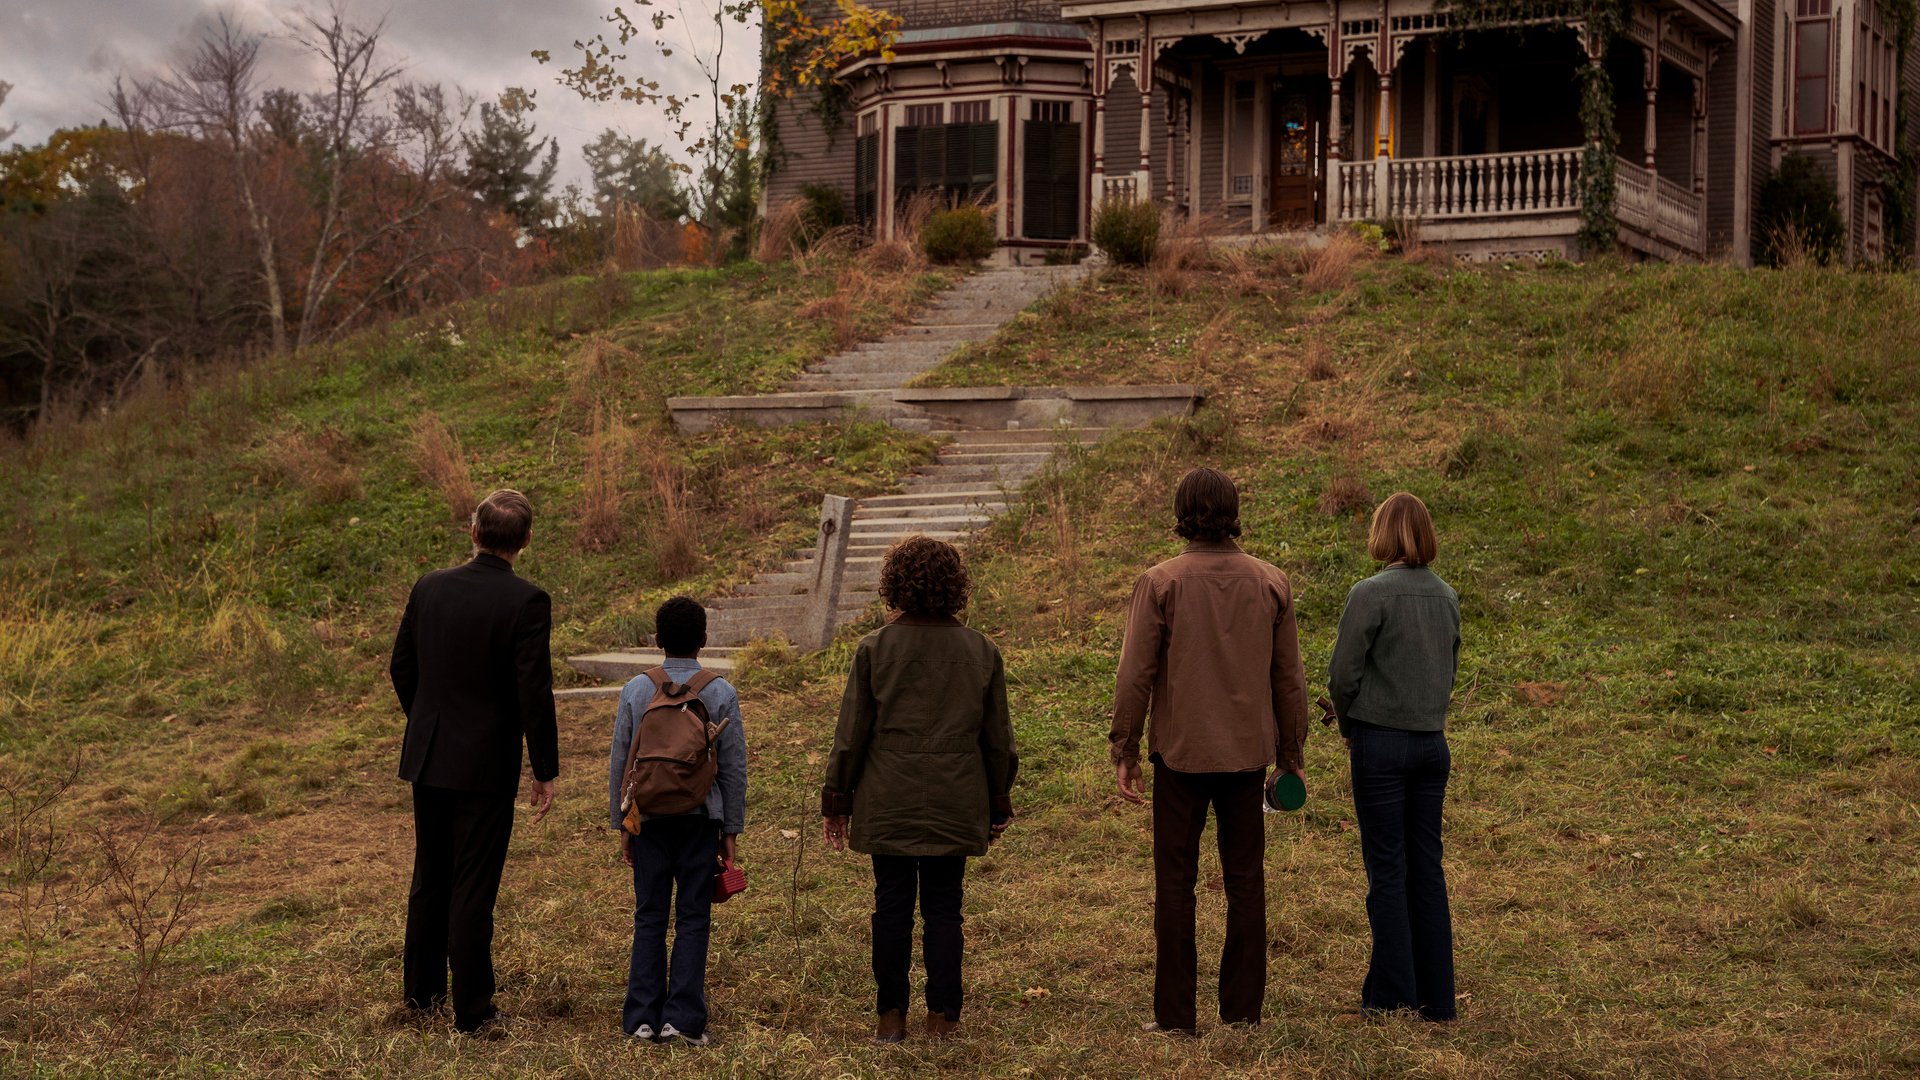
[820, 615, 1018, 857]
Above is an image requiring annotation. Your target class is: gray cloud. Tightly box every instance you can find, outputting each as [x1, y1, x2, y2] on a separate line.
[0, 0, 761, 192]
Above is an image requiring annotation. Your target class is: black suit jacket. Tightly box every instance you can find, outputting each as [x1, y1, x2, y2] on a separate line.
[391, 553, 559, 796]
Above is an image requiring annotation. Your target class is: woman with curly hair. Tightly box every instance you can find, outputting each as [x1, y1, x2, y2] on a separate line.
[820, 535, 1019, 1044]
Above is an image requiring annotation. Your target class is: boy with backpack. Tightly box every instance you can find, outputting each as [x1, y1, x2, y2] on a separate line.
[608, 596, 747, 1045]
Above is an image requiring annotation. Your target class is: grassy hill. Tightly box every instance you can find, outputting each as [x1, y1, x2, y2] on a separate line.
[1, 246, 1917, 1077]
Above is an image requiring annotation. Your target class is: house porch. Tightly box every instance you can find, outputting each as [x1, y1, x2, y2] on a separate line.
[1076, 0, 1735, 260]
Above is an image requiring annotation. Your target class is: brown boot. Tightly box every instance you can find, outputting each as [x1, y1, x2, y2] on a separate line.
[925, 1011, 959, 1040]
[874, 1009, 907, 1044]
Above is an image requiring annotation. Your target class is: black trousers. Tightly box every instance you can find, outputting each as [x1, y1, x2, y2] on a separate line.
[871, 854, 967, 1021]
[404, 783, 515, 1030]
[1151, 759, 1267, 1030]
[1348, 723, 1456, 1020]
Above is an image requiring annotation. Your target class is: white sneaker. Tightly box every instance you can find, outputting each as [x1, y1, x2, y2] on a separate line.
[627, 1024, 656, 1041]
[659, 1024, 710, 1046]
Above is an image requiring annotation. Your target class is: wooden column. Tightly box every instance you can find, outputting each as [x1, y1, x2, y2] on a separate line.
[1187, 60, 1204, 220]
[1091, 25, 1107, 205]
[1643, 43, 1658, 173]
[1166, 91, 1179, 203]
[801, 495, 854, 652]
[1374, 69, 1393, 216]
[1691, 74, 1707, 196]
[1329, 74, 1345, 220]
[1139, 32, 1154, 194]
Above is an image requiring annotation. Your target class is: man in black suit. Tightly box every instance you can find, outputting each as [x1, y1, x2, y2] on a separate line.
[390, 488, 558, 1036]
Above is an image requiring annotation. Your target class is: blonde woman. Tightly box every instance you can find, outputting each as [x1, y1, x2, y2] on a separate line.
[1328, 492, 1460, 1021]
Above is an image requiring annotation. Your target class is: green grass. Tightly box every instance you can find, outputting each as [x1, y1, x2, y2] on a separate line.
[3, 250, 1918, 1077]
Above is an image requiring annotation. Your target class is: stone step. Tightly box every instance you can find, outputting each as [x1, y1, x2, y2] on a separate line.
[566, 649, 742, 682]
[936, 450, 1055, 464]
[933, 428, 1106, 444]
[904, 467, 1044, 485]
[812, 355, 948, 375]
[851, 517, 991, 534]
[707, 591, 878, 612]
[853, 501, 1004, 520]
[555, 686, 624, 701]
[894, 323, 1001, 341]
[788, 373, 921, 390]
[857, 489, 1006, 508]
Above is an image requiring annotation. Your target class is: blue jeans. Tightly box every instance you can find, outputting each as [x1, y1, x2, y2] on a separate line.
[624, 815, 719, 1036]
[1348, 723, 1456, 1020]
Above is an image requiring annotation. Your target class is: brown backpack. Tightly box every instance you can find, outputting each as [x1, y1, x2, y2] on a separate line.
[619, 667, 730, 833]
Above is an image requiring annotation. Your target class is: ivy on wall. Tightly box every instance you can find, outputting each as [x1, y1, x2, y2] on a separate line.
[1445, 0, 1630, 258]
[759, 0, 900, 179]
[1884, 0, 1917, 262]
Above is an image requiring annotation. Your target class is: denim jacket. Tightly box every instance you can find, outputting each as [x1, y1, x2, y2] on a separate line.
[608, 658, 747, 834]
[1327, 565, 1461, 737]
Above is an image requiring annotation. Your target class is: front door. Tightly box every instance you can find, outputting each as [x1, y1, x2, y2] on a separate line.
[1269, 81, 1325, 228]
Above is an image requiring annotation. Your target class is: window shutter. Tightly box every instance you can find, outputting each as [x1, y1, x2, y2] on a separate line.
[1022, 120, 1081, 240]
[894, 126, 921, 203]
[854, 132, 878, 228]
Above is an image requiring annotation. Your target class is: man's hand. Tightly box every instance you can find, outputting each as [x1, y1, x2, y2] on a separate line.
[989, 819, 1010, 843]
[720, 833, 739, 867]
[526, 778, 554, 824]
[823, 816, 849, 851]
[619, 834, 633, 868]
[1115, 759, 1146, 804]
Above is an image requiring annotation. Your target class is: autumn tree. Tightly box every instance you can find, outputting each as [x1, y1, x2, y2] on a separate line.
[536, 0, 899, 256]
[462, 96, 559, 227]
[583, 128, 688, 220]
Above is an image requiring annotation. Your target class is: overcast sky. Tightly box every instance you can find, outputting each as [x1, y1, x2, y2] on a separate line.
[0, 0, 761, 190]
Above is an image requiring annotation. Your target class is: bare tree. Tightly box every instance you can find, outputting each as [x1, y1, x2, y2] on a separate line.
[0, 80, 16, 143]
[126, 18, 291, 355]
[1, 757, 97, 1068]
[93, 827, 207, 1018]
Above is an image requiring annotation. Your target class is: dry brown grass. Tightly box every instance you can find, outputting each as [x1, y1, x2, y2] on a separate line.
[892, 189, 941, 255]
[263, 427, 360, 504]
[1148, 211, 1216, 297]
[642, 440, 700, 578]
[1316, 473, 1374, 516]
[1303, 339, 1338, 382]
[1302, 231, 1370, 293]
[576, 403, 634, 553]
[408, 413, 475, 521]
[755, 197, 810, 263]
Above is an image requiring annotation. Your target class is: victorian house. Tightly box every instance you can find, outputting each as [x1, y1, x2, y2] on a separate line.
[764, 0, 1915, 263]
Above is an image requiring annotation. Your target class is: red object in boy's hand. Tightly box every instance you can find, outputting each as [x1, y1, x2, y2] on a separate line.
[713, 859, 747, 903]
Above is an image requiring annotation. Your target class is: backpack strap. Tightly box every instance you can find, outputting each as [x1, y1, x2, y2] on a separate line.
[682, 669, 722, 695]
[643, 666, 672, 694]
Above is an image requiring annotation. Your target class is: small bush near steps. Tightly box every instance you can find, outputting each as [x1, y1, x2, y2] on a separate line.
[920, 207, 998, 264]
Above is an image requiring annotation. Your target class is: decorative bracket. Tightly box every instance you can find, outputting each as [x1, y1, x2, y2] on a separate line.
[1216, 30, 1268, 54]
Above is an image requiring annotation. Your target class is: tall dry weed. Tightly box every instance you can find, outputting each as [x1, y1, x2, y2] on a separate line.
[577, 403, 633, 552]
[755, 198, 809, 263]
[1302, 231, 1370, 293]
[409, 413, 475, 521]
[264, 427, 360, 504]
[1149, 211, 1215, 296]
[642, 442, 700, 579]
[892, 190, 941, 254]
[94, 827, 206, 1017]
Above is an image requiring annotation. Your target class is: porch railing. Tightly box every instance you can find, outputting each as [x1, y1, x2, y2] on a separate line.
[1615, 157, 1706, 254]
[1095, 172, 1144, 210]
[1338, 147, 1584, 221]
[1334, 147, 1705, 256]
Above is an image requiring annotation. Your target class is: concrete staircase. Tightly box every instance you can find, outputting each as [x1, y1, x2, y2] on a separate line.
[559, 260, 1194, 696]
[781, 265, 1082, 395]
[560, 426, 1101, 692]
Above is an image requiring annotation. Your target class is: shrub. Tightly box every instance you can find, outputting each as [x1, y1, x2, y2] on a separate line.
[920, 207, 997, 264]
[409, 413, 475, 521]
[1755, 154, 1844, 266]
[1092, 199, 1159, 266]
[798, 184, 847, 244]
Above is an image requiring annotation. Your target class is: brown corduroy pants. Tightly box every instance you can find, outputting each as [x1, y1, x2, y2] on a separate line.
[1151, 759, 1267, 1030]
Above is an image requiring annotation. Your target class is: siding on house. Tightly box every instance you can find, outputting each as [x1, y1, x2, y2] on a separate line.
[1749, 0, 1776, 234]
[1706, 36, 1738, 253]
[765, 88, 856, 216]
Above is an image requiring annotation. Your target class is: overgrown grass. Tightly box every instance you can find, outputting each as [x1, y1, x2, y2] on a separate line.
[3, 254, 1918, 1077]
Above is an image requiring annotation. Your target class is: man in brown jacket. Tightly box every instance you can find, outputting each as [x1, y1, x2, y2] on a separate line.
[1110, 467, 1310, 1034]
